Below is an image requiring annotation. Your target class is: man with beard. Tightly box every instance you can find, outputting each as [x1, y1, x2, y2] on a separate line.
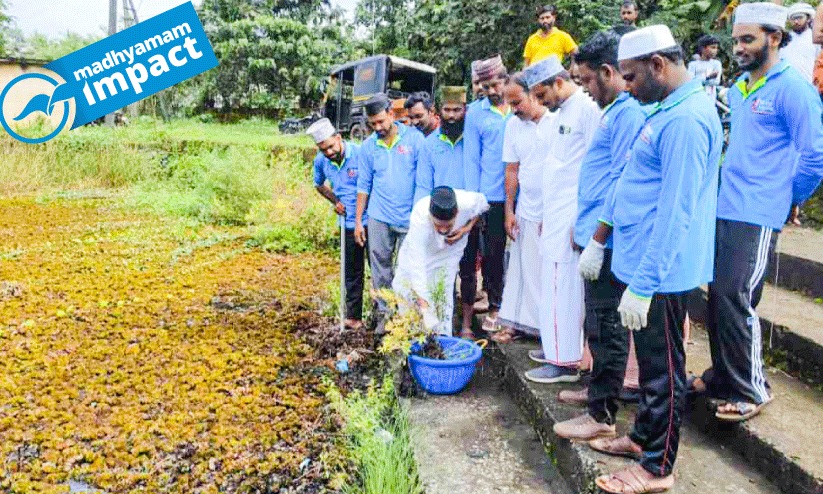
[414, 87, 480, 338]
[307, 118, 369, 331]
[620, 1, 639, 28]
[551, 30, 647, 441]
[522, 55, 600, 382]
[586, 26, 722, 493]
[469, 60, 487, 112]
[695, 3, 823, 423]
[355, 93, 426, 334]
[493, 72, 553, 345]
[523, 4, 578, 67]
[392, 187, 489, 335]
[405, 92, 440, 136]
[464, 55, 513, 333]
[780, 2, 819, 83]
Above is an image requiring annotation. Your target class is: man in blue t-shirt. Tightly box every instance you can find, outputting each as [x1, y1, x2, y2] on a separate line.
[700, 3, 823, 422]
[355, 94, 426, 332]
[307, 118, 368, 330]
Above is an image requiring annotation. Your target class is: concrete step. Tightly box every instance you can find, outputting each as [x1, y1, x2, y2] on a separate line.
[686, 323, 823, 494]
[487, 339, 788, 494]
[689, 284, 823, 386]
[768, 226, 823, 299]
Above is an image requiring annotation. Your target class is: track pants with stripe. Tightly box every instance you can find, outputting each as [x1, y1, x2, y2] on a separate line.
[707, 218, 776, 405]
[623, 284, 691, 477]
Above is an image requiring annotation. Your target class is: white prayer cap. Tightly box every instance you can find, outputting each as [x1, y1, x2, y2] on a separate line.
[523, 56, 564, 88]
[787, 2, 815, 18]
[617, 25, 678, 61]
[734, 2, 788, 28]
[306, 118, 336, 144]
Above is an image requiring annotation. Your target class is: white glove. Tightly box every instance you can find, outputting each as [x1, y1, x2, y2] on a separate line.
[617, 289, 652, 331]
[578, 239, 606, 280]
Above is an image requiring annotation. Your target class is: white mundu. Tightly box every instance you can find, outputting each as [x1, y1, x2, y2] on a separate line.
[392, 190, 489, 335]
[498, 110, 555, 335]
[539, 87, 600, 366]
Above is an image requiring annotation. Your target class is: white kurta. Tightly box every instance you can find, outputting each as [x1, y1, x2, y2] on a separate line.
[498, 110, 555, 335]
[393, 190, 490, 335]
[539, 88, 601, 366]
[781, 28, 821, 83]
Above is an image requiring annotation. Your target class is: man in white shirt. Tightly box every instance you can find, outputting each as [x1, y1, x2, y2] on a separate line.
[527, 56, 601, 383]
[392, 187, 489, 335]
[781, 2, 820, 83]
[688, 34, 724, 100]
[492, 72, 555, 344]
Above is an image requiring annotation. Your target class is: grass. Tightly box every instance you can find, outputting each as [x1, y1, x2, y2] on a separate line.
[1, 116, 337, 255]
[328, 376, 424, 494]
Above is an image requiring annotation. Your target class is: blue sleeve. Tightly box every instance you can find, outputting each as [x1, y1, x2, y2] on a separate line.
[356, 141, 374, 195]
[312, 154, 325, 188]
[784, 82, 823, 204]
[415, 140, 434, 202]
[463, 112, 482, 192]
[628, 116, 712, 297]
[598, 107, 645, 227]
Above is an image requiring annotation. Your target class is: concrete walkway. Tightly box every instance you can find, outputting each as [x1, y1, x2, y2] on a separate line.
[406, 361, 572, 494]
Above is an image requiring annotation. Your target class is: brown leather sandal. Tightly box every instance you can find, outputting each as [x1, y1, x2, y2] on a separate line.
[589, 435, 643, 460]
[595, 464, 674, 493]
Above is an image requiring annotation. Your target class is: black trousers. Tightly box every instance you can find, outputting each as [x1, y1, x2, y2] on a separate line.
[585, 248, 627, 425]
[344, 228, 367, 321]
[707, 218, 776, 404]
[621, 283, 690, 478]
[458, 224, 481, 305]
[481, 202, 506, 312]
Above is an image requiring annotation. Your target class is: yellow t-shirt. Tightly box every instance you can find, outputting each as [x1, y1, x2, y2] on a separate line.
[523, 28, 578, 65]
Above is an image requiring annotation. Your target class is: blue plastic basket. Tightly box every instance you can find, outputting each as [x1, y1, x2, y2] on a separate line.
[408, 336, 484, 395]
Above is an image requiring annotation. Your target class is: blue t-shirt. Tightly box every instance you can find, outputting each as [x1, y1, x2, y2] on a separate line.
[463, 98, 512, 202]
[357, 122, 425, 228]
[313, 141, 365, 229]
[720, 60, 823, 230]
[414, 129, 465, 202]
[575, 92, 645, 249]
[611, 80, 723, 297]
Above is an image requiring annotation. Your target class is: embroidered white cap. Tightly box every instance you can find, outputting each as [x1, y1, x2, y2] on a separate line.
[734, 2, 788, 28]
[523, 55, 564, 88]
[306, 118, 336, 144]
[617, 25, 678, 61]
[787, 2, 815, 19]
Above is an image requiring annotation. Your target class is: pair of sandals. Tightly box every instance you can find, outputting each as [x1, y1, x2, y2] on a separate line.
[687, 373, 772, 422]
[589, 437, 674, 493]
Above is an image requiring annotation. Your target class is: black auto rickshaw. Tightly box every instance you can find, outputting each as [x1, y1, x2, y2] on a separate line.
[323, 55, 437, 140]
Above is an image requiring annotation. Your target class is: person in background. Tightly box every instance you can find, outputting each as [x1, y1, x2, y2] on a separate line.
[493, 71, 553, 344]
[811, 1, 823, 98]
[464, 55, 513, 333]
[413, 87, 481, 339]
[469, 60, 487, 111]
[393, 187, 488, 335]
[619, 1, 639, 29]
[589, 25, 723, 493]
[356, 93, 426, 335]
[307, 118, 368, 331]
[688, 34, 724, 100]
[391, 97, 410, 125]
[405, 92, 440, 136]
[780, 2, 819, 83]
[523, 4, 578, 67]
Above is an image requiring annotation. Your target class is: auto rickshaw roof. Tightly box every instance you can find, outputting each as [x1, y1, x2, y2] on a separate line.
[330, 55, 437, 77]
